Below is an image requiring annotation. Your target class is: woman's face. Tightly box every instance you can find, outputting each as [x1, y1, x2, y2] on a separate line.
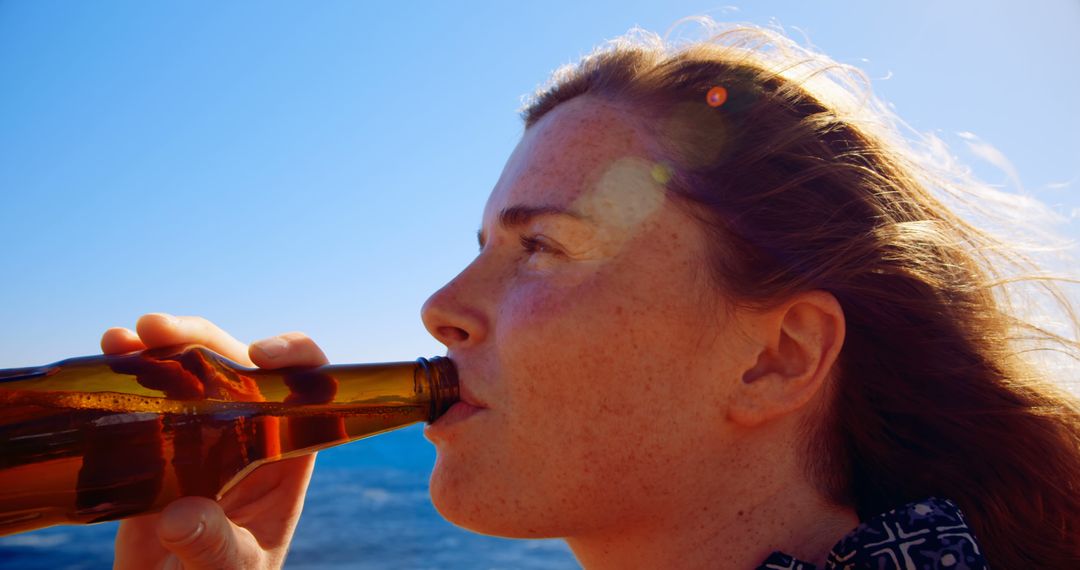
[421, 97, 757, 538]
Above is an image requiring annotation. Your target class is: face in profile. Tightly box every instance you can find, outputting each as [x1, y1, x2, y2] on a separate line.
[421, 97, 758, 539]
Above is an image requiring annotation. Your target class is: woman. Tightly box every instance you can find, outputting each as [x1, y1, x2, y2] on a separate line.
[101, 23, 1080, 569]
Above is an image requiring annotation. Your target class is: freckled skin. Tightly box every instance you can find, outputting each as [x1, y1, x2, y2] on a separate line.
[420, 97, 859, 568]
[421, 97, 747, 537]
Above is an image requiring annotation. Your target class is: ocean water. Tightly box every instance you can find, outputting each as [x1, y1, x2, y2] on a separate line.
[0, 425, 579, 569]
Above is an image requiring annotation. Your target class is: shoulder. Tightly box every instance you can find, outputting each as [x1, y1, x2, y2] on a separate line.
[826, 497, 988, 570]
[758, 497, 990, 570]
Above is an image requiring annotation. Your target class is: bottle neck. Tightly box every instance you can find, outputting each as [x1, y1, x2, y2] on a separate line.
[416, 356, 458, 422]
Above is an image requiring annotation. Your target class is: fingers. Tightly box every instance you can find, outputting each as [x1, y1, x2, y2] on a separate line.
[102, 315, 326, 371]
[157, 497, 265, 570]
[101, 327, 146, 355]
[250, 332, 329, 369]
[135, 313, 253, 366]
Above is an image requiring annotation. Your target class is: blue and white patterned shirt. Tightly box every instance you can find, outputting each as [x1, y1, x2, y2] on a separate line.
[756, 497, 988, 570]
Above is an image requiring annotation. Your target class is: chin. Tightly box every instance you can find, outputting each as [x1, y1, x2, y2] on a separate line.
[428, 456, 560, 539]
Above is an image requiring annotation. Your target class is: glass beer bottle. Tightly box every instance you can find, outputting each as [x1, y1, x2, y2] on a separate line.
[0, 344, 458, 536]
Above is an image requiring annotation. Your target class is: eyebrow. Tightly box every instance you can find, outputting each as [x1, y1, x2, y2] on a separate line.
[476, 205, 588, 248]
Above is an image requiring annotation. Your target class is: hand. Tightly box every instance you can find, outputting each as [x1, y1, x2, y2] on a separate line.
[101, 313, 328, 570]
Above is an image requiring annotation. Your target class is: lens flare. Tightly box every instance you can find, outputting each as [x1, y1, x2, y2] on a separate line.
[650, 163, 672, 185]
[706, 86, 728, 108]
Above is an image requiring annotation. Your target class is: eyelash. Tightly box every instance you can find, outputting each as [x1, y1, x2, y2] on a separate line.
[519, 235, 560, 256]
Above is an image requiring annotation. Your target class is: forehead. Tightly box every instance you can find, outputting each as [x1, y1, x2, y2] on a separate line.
[484, 97, 660, 220]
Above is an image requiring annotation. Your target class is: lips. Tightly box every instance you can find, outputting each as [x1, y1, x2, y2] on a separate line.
[426, 358, 488, 439]
[457, 382, 488, 410]
[437, 400, 485, 425]
[424, 400, 485, 442]
[426, 372, 487, 439]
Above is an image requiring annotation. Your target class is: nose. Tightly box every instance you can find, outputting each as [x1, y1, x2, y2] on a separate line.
[421, 273, 489, 349]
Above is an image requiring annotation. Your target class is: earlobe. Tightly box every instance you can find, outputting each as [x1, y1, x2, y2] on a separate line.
[728, 291, 845, 427]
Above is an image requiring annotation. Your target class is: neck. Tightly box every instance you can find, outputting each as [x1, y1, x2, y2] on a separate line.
[564, 436, 860, 570]
[567, 488, 857, 570]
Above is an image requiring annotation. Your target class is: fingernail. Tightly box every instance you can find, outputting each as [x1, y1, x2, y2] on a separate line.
[254, 336, 289, 359]
[166, 518, 204, 546]
[160, 519, 205, 546]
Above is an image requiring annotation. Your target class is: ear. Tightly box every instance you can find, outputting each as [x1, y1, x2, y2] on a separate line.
[727, 290, 846, 427]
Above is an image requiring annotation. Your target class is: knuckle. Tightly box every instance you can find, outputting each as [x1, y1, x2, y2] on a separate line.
[189, 315, 215, 331]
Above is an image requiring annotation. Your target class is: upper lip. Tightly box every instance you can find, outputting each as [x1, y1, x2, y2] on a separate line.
[458, 382, 489, 409]
[448, 358, 488, 408]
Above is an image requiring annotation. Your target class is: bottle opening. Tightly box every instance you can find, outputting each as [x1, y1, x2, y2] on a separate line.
[416, 356, 459, 422]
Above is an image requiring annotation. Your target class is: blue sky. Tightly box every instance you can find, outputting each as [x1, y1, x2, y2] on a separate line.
[2, 0, 1078, 367]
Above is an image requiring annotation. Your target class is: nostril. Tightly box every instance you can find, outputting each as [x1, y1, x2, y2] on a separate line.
[421, 279, 485, 347]
[438, 326, 470, 344]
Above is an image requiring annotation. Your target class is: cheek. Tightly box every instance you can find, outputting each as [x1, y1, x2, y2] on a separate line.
[495, 270, 719, 455]
[497, 275, 632, 395]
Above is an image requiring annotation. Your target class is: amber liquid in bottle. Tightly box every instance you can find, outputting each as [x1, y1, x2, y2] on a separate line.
[0, 345, 458, 536]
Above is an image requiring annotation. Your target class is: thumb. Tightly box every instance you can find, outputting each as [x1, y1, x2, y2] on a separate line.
[157, 497, 264, 570]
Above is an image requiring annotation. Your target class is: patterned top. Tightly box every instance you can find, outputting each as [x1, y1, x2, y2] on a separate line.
[756, 497, 988, 570]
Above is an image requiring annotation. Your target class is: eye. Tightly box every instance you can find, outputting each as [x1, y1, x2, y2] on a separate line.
[519, 235, 561, 256]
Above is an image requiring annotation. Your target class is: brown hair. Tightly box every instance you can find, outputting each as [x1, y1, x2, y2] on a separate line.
[523, 23, 1080, 567]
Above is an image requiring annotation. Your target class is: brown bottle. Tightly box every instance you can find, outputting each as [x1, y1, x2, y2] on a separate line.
[0, 344, 458, 536]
